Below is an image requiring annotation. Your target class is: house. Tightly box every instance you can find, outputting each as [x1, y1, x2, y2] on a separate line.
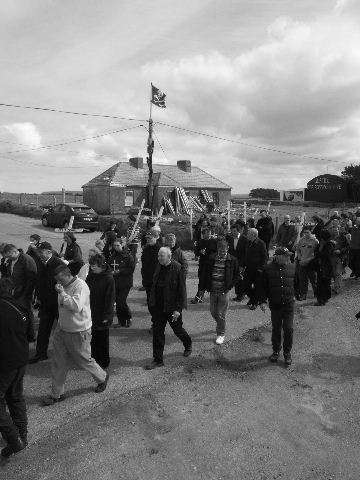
[82, 157, 231, 215]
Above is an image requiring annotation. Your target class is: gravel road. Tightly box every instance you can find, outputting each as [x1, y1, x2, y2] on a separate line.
[1, 213, 360, 479]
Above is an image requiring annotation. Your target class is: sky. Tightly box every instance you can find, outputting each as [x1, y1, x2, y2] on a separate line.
[0, 0, 359, 193]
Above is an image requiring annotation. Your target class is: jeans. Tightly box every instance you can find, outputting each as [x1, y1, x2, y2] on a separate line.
[115, 286, 132, 326]
[152, 309, 192, 363]
[271, 304, 294, 355]
[35, 305, 58, 357]
[210, 291, 230, 335]
[51, 328, 106, 398]
[91, 328, 110, 369]
[297, 263, 317, 298]
[0, 366, 27, 447]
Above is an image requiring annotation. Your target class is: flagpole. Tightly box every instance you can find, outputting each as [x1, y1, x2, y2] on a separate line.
[147, 83, 154, 213]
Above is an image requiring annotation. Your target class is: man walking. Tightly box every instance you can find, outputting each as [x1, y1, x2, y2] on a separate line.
[295, 227, 318, 300]
[141, 231, 160, 324]
[256, 210, 274, 252]
[145, 247, 192, 369]
[29, 242, 64, 364]
[42, 265, 108, 406]
[199, 238, 238, 345]
[258, 247, 295, 366]
[108, 239, 135, 328]
[2, 244, 37, 342]
[191, 226, 217, 303]
[241, 229, 268, 310]
[0, 278, 30, 460]
[227, 222, 247, 302]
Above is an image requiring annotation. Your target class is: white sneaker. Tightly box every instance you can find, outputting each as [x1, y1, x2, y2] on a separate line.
[215, 335, 225, 345]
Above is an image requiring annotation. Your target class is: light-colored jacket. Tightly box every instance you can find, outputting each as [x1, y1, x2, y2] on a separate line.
[296, 235, 319, 265]
[58, 277, 92, 332]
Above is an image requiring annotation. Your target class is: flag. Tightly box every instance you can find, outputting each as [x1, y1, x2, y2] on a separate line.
[151, 84, 166, 108]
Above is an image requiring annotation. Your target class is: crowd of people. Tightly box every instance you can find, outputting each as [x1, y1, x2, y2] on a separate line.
[0, 207, 359, 461]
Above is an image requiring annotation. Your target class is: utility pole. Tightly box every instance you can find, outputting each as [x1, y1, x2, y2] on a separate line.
[146, 86, 155, 213]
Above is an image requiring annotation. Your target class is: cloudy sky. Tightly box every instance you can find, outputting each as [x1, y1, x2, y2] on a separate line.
[0, 0, 359, 193]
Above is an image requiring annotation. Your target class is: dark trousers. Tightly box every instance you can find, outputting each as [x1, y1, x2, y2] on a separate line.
[152, 309, 192, 363]
[16, 297, 35, 342]
[271, 304, 294, 355]
[0, 366, 27, 447]
[91, 328, 110, 369]
[35, 306, 58, 357]
[145, 287, 155, 322]
[243, 269, 258, 305]
[297, 263, 317, 298]
[115, 286, 132, 325]
[316, 274, 331, 304]
[350, 249, 360, 277]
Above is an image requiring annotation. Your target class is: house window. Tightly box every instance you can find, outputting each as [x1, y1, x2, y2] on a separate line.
[212, 192, 219, 205]
[125, 190, 134, 206]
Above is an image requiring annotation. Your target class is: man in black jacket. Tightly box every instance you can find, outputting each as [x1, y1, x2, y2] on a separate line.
[191, 227, 217, 303]
[227, 222, 247, 301]
[164, 233, 188, 278]
[258, 247, 295, 366]
[199, 238, 238, 345]
[0, 278, 29, 459]
[141, 231, 160, 323]
[145, 247, 192, 369]
[2, 244, 37, 342]
[241, 229, 268, 310]
[86, 254, 115, 369]
[109, 239, 135, 327]
[29, 242, 64, 364]
[256, 210, 274, 252]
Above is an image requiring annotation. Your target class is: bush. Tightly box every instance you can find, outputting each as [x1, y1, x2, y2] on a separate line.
[0, 201, 44, 219]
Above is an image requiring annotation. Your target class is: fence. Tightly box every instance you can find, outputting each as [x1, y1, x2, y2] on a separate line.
[0, 190, 83, 207]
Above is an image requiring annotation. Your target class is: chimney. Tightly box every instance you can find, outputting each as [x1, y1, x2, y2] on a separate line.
[129, 157, 143, 169]
[177, 160, 191, 173]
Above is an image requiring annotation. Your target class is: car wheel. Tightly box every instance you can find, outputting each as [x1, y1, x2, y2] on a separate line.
[42, 216, 49, 227]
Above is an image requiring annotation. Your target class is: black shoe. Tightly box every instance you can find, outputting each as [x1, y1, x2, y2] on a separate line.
[1, 439, 25, 459]
[269, 352, 279, 363]
[95, 372, 109, 393]
[144, 361, 164, 370]
[183, 346, 192, 357]
[284, 354, 292, 366]
[42, 395, 65, 407]
[29, 355, 48, 364]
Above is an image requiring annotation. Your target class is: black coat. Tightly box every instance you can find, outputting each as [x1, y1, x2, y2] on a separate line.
[243, 238, 268, 272]
[199, 253, 238, 293]
[0, 296, 30, 371]
[171, 244, 188, 277]
[64, 242, 84, 275]
[257, 261, 295, 308]
[227, 234, 248, 264]
[109, 249, 135, 289]
[141, 244, 160, 288]
[149, 260, 187, 313]
[86, 267, 115, 329]
[8, 253, 37, 306]
[195, 238, 217, 277]
[37, 255, 65, 310]
[256, 217, 274, 243]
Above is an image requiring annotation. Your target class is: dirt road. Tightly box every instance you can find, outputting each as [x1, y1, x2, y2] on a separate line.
[1, 213, 360, 479]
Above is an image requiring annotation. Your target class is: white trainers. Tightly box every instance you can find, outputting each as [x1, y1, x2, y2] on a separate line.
[215, 335, 225, 345]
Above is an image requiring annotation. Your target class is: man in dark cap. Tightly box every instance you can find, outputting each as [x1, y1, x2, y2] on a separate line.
[257, 247, 295, 366]
[29, 242, 65, 364]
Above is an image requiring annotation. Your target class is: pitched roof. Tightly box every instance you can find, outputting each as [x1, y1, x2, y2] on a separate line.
[82, 161, 231, 190]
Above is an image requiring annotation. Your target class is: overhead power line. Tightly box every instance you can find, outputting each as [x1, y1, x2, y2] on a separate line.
[0, 102, 145, 122]
[155, 121, 333, 163]
[0, 124, 143, 155]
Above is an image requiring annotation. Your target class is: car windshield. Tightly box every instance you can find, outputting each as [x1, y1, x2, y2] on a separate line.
[71, 206, 95, 214]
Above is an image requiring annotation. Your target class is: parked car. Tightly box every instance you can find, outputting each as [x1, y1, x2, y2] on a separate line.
[42, 203, 99, 231]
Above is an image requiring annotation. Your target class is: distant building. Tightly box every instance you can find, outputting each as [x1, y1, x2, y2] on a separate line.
[82, 157, 231, 215]
[280, 174, 349, 203]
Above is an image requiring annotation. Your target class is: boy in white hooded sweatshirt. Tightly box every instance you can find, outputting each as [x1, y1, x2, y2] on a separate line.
[42, 265, 108, 406]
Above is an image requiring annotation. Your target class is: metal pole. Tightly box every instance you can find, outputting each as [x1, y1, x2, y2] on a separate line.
[62, 187, 66, 203]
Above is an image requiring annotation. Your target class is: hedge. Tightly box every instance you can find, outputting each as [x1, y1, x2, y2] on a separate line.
[0, 201, 44, 219]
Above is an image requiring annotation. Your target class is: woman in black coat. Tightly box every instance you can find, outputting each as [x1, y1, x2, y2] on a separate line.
[61, 232, 84, 276]
[86, 254, 115, 369]
[314, 229, 334, 306]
